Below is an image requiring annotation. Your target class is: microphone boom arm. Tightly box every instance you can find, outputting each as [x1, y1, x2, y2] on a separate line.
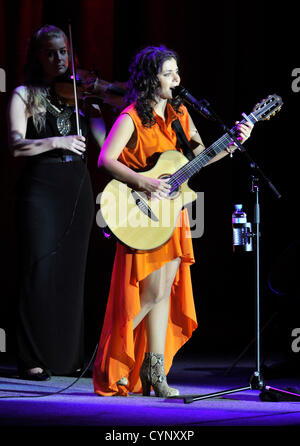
[172, 85, 281, 199]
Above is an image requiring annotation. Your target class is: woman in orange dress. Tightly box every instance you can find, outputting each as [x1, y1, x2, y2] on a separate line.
[93, 45, 252, 397]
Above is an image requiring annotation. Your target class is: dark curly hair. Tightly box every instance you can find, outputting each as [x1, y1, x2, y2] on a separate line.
[125, 45, 183, 127]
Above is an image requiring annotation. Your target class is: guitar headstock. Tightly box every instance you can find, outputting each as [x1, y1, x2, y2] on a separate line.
[252, 94, 283, 121]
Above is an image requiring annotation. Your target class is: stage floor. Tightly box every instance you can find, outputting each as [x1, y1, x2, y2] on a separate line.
[1, 353, 300, 436]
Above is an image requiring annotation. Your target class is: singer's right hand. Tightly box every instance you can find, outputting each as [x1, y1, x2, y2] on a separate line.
[53, 135, 86, 154]
[136, 175, 171, 199]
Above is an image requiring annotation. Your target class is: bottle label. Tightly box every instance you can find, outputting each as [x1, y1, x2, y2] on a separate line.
[232, 217, 247, 224]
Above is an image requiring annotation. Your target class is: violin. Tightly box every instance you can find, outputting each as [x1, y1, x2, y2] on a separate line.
[54, 68, 127, 109]
[63, 22, 127, 136]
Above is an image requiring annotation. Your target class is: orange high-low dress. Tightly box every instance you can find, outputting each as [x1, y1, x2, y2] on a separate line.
[93, 102, 198, 396]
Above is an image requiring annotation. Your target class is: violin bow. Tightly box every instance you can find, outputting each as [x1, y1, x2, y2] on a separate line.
[68, 21, 82, 136]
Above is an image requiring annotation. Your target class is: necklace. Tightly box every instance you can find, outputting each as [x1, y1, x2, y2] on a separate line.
[45, 98, 73, 136]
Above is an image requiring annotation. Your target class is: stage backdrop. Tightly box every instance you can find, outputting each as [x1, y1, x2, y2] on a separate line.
[0, 0, 299, 363]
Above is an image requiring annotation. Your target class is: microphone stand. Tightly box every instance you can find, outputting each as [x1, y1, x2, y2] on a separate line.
[182, 101, 300, 404]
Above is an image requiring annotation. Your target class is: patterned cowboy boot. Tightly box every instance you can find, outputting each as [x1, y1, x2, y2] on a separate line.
[139, 352, 179, 397]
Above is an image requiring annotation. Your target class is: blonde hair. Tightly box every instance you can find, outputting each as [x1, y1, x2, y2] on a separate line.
[24, 25, 69, 131]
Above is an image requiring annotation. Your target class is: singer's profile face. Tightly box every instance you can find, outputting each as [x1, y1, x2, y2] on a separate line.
[38, 36, 69, 82]
[157, 58, 180, 100]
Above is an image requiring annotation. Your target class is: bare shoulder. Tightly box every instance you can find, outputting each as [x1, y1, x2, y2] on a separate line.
[12, 85, 28, 103]
[118, 113, 137, 149]
[116, 112, 135, 128]
[108, 112, 135, 140]
[7, 85, 29, 130]
[101, 112, 136, 159]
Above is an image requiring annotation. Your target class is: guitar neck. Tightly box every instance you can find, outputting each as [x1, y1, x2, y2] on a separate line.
[169, 113, 257, 190]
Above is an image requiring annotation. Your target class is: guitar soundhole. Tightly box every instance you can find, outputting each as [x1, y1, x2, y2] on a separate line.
[159, 174, 180, 199]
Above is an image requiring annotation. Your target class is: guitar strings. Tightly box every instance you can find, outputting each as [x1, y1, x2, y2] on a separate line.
[167, 98, 281, 192]
[167, 123, 242, 193]
[171, 129, 236, 186]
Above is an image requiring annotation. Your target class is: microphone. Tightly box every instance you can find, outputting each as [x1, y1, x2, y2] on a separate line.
[172, 85, 215, 120]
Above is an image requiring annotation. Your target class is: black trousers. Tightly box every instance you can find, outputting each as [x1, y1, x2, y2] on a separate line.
[15, 159, 94, 375]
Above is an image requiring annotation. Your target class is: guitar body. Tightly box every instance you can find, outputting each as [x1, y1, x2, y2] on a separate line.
[100, 150, 197, 250]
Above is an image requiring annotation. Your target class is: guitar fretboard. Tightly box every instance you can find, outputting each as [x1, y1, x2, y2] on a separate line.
[168, 113, 257, 192]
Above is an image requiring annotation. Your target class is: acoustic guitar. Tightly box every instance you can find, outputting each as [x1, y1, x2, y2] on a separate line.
[99, 95, 282, 250]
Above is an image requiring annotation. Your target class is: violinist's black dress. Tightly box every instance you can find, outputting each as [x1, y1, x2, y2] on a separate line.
[15, 101, 94, 375]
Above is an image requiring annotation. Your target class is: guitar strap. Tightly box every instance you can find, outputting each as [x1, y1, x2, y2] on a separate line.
[171, 119, 195, 161]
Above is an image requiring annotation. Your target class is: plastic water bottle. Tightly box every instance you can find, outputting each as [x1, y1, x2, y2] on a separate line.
[232, 204, 247, 224]
[232, 204, 253, 252]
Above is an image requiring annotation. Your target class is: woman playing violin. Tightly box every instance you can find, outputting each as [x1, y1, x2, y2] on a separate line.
[7, 24, 105, 380]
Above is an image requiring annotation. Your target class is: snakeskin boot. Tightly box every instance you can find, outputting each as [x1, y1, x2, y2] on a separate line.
[139, 352, 179, 397]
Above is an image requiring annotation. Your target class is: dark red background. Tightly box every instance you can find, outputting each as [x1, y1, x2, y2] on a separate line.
[0, 0, 298, 362]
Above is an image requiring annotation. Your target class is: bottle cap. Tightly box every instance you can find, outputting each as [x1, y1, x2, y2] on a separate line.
[235, 204, 243, 211]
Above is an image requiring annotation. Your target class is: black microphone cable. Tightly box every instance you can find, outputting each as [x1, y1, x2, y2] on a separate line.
[0, 343, 99, 399]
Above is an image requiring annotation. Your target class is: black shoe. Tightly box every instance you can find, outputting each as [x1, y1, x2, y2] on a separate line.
[19, 369, 51, 381]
